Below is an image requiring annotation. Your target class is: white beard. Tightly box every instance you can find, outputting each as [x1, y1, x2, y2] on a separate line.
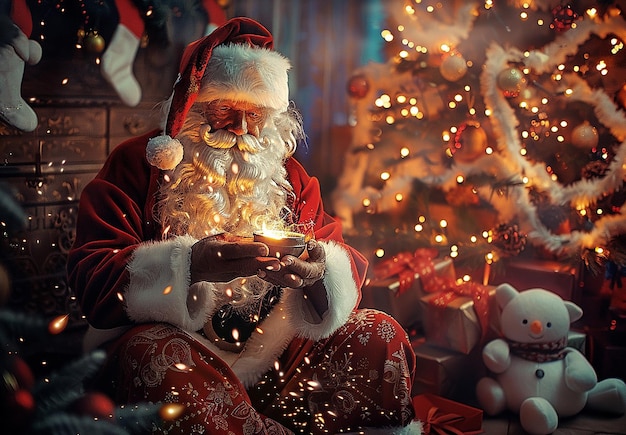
[156, 110, 293, 239]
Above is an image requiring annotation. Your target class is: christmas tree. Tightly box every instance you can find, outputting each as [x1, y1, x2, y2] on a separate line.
[332, 0, 626, 283]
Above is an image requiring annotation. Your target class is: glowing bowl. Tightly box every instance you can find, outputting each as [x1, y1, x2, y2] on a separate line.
[253, 230, 306, 258]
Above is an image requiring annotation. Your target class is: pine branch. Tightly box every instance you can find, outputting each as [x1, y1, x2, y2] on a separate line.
[115, 403, 165, 434]
[0, 309, 49, 343]
[33, 350, 107, 416]
[31, 412, 129, 435]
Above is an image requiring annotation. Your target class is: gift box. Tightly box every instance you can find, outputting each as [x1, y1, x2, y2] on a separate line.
[360, 256, 456, 329]
[412, 339, 484, 401]
[490, 259, 582, 305]
[412, 393, 483, 435]
[420, 285, 499, 354]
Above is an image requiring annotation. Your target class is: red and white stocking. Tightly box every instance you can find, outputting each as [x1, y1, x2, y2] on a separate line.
[0, 0, 41, 132]
[101, 0, 143, 106]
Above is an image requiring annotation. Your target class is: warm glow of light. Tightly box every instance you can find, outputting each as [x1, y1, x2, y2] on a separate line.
[456, 175, 464, 183]
[159, 403, 186, 421]
[395, 193, 403, 201]
[375, 248, 385, 258]
[439, 219, 448, 228]
[414, 224, 423, 232]
[48, 314, 69, 335]
[380, 171, 391, 181]
[400, 147, 410, 157]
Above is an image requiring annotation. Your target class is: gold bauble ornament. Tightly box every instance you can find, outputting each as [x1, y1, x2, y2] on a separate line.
[451, 121, 488, 163]
[439, 53, 467, 82]
[84, 31, 105, 54]
[496, 67, 526, 98]
[571, 122, 599, 149]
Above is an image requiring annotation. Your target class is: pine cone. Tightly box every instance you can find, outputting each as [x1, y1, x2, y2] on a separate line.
[492, 223, 526, 256]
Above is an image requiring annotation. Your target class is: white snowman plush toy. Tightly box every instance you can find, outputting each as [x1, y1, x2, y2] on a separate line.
[476, 283, 626, 435]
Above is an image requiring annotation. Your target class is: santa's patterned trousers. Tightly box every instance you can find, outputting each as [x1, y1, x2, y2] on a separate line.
[101, 308, 416, 434]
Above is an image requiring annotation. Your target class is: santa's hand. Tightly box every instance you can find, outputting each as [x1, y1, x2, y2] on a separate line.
[258, 240, 325, 288]
[190, 234, 281, 284]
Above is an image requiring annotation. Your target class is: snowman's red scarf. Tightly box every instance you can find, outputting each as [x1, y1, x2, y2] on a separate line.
[508, 336, 568, 362]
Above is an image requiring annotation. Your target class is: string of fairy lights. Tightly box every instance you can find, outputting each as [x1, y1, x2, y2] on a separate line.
[333, 0, 626, 277]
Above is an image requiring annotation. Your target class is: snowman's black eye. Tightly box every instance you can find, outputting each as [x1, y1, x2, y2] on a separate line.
[522, 319, 528, 324]
[546, 322, 552, 328]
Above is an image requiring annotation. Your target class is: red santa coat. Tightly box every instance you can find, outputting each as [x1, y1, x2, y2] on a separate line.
[68, 129, 369, 386]
[68, 131, 419, 433]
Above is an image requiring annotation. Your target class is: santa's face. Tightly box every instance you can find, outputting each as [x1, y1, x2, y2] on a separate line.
[201, 99, 269, 138]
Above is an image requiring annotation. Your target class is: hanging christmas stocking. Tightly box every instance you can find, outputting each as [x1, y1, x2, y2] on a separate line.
[101, 0, 144, 107]
[0, 0, 42, 132]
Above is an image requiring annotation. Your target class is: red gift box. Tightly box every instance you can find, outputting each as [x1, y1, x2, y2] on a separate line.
[412, 393, 483, 434]
[361, 256, 455, 329]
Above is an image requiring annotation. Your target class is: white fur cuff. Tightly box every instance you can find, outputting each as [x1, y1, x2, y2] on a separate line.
[124, 235, 214, 332]
[285, 240, 360, 341]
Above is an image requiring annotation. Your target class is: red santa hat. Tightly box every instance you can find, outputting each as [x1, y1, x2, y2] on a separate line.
[146, 17, 291, 170]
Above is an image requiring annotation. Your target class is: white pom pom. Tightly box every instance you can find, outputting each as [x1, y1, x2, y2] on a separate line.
[146, 135, 184, 170]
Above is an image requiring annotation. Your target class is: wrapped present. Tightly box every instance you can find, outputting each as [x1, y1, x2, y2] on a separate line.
[412, 393, 483, 435]
[360, 249, 456, 329]
[420, 284, 498, 354]
[412, 339, 484, 400]
[490, 259, 582, 304]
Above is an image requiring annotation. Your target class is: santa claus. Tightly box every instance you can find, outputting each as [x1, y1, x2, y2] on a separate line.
[68, 17, 420, 434]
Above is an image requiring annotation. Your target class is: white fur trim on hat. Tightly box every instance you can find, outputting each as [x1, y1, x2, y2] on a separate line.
[198, 43, 290, 111]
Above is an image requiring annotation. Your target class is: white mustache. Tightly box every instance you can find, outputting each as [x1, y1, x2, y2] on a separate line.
[200, 124, 267, 153]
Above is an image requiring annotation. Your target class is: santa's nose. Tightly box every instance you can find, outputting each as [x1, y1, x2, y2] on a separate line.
[227, 110, 248, 136]
[530, 320, 543, 334]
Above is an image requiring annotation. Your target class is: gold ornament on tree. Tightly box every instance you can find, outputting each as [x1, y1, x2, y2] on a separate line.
[571, 122, 599, 149]
[497, 67, 526, 98]
[82, 30, 105, 54]
[449, 121, 488, 162]
[439, 53, 467, 82]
